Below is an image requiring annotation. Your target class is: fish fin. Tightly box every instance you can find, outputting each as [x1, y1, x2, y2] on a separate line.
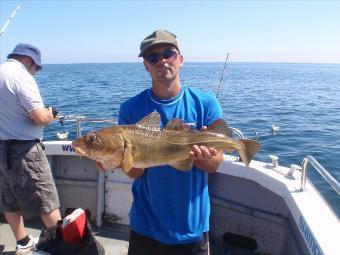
[169, 159, 193, 171]
[207, 119, 232, 137]
[164, 118, 191, 131]
[121, 139, 134, 173]
[238, 139, 261, 166]
[224, 148, 235, 154]
[136, 112, 161, 127]
[99, 160, 121, 171]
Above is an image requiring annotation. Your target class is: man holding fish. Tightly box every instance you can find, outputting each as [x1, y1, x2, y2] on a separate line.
[125, 30, 223, 255]
[72, 29, 260, 255]
[123, 29, 224, 255]
[124, 29, 226, 255]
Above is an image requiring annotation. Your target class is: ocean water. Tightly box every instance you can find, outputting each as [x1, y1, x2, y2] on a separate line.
[36, 62, 340, 216]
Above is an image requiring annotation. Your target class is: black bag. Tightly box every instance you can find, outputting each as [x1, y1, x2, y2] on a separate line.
[37, 218, 105, 255]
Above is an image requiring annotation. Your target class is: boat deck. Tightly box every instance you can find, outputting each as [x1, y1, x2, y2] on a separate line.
[0, 216, 228, 255]
[0, 215, 130, 255]
[1, 145, 339, 255]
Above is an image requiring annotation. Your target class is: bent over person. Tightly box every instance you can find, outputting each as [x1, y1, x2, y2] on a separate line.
[0, 43, 62, 255]
[119, 29, 224, 255]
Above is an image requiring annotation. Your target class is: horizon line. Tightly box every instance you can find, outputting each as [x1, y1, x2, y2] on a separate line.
[39, 61, 340, 65]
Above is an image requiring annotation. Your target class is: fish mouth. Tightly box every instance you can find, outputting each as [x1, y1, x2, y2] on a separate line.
[72, 144, 99, 161]
[73, 146, 86, 155]
[72, 141, 86, 156]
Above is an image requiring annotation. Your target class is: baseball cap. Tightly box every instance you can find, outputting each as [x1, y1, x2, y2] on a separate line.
[139, 29, 179, 57]
[7, 43, 42, 68]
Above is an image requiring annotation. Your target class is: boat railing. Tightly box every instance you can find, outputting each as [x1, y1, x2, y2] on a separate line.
[230, 127, 245, 138]
[301, 155, 340, 195]
[59, 115, 117, 137]
[59, 115, 246, 139]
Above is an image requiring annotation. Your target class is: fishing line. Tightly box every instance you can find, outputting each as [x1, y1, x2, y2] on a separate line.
[0, 4, 21, 37]
[216, 52, 229, 99]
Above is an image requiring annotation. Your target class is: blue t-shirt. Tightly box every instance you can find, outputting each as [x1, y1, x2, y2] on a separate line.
[118, 85, 222, 244]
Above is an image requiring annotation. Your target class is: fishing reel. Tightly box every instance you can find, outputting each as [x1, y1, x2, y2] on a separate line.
[46, 106, 64, 126]
[45, 105, 58, 117]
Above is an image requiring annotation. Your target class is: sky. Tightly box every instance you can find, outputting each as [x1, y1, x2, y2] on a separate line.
[1, 0, 340, 64]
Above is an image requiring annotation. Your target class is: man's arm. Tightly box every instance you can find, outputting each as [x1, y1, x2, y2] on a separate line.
[189, 118, 224, 173]
[30, 107, 54, 126]
[125, 167, 145, 179]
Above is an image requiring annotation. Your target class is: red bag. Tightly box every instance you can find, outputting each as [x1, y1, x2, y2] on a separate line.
[61, 208, 86, 244]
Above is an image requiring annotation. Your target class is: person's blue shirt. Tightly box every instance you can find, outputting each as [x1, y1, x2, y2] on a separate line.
[118, 85, 222, 244]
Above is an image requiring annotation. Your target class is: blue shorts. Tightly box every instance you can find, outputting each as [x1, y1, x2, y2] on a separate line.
[0, 140, 60, 218]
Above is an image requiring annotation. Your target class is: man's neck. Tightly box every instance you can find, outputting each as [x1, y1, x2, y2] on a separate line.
[151, 78, 181, 100]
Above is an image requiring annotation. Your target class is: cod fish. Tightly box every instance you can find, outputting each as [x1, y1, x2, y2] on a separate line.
[72, 112, 261, 172]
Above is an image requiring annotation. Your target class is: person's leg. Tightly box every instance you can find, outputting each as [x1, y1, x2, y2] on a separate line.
[4, 211, 27, 241]
[10, 142, 61, 226]
[41, 208, 62, 228]
[34, 143, 62, 227]
[162, 232, 210, 255]
[2, 141, 56, 254]
[128, 231, 210, 255]
[128, 230, 158, 255]
[4, 211, 37, 255]
[0, 141, 26, 241]
[1, 148, 27, 242]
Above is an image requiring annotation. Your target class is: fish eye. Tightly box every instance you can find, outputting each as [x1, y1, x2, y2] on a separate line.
[87, 134, 97, 143]
[87, 133, 102, 146]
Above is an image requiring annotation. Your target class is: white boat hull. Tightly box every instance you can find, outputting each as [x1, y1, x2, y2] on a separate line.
[1, 140, 339, 255]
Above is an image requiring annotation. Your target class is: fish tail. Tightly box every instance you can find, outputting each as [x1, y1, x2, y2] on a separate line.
[238, 139, 261, 166]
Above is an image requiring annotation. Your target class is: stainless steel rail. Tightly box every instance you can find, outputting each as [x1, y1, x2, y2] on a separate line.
[230, 127, 245, 138]
[59, 115, 246, 139]
[301, 155, 340, 195]
[59, 115, 117, 137]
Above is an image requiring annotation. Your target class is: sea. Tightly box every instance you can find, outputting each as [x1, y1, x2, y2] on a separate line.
[36, 62, 340, 216]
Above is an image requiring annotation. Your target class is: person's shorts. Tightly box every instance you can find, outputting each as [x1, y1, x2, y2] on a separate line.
[0, 140, 60, 219]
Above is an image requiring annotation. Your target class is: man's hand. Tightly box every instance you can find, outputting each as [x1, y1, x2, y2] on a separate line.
[126, 167, 145, 179]
[189, 145, 219, 161]
[189, 145, 223, 173]
[188, 125, 223, 173]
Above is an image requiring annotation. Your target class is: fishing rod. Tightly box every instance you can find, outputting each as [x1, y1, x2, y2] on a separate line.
[216, 52, 229, 99]
[0, 4, 21, 37]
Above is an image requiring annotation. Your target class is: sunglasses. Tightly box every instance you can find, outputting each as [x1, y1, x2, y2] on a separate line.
[145, 49, 178, 65]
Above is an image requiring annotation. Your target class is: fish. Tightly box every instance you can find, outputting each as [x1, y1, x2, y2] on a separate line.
[72, 112, 261, 172]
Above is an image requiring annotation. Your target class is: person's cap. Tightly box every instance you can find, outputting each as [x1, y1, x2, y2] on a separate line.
[7, 43, 42, 67]
[139, 29, 179, 57]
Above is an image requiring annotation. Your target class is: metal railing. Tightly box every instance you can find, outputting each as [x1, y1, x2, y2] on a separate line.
[230, 127, 245, 138]
[59, 115, 117, 138]
[301, 155, 340, 195]
[59, 115, 246, 139]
